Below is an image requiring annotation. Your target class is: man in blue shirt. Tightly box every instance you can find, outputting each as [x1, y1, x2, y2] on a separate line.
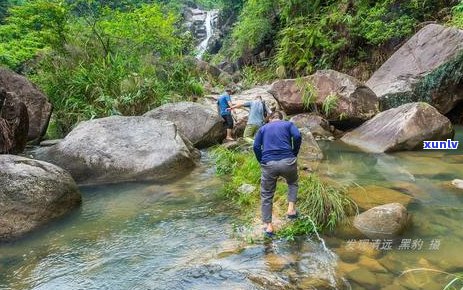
[253, 111, 302, 236]
[230, 95, 271, 142]
[217, 89, 234, 141]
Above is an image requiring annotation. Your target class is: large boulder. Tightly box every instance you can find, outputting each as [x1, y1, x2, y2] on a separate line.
[144, 102, 224, 148]
[0, 155, 81, 241]
[269, 70, 379, 127]
[0, 68, 52, 141]
[353, 203, 410, 239]
[0, 91, 29, 154]
[290, 113, 333, 139]
[341, 102, 454, 153]
[33, 116, 200, 185]
[366, 24, 463, 114]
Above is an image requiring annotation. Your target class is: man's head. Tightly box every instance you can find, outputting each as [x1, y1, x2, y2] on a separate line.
[254, 95, 262, 100]
[269, 111, 283, 121]
[225, 88, 233, 95]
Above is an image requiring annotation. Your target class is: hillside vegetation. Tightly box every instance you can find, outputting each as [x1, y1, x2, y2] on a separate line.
[216, 0, 463, 81]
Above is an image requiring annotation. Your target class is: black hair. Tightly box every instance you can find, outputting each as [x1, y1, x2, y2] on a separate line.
[269, 111, 283, 120]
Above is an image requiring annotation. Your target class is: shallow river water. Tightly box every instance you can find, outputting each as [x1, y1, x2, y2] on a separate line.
[1, 128, 463, 290]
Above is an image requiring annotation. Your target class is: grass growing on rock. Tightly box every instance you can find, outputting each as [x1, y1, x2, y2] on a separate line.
[211, 146, 357, 241]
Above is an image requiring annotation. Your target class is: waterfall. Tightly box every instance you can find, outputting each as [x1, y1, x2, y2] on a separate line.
[196, 10, 217, 59]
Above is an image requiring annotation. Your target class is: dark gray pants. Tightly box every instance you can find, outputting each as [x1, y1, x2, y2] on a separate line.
[260, 157, 298, 223]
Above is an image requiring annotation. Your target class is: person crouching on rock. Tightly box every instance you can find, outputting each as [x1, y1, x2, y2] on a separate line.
[217, 89, 235, 141]
[230, 95, 271, 143]
[253, 111, 302, 237]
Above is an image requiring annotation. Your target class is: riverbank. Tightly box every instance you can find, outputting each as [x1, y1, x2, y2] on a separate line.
[2, 129, 463, 289]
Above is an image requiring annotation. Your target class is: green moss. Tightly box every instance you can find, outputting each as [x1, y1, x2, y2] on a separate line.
[415, 52, 463, 105]
[380, 52, 463, 111]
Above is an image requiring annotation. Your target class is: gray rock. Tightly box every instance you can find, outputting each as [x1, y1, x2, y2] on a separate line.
[354, 203, 410, 239]
[0, 155, 81, 241]
[0, 68, 52, 141]
[0, 91, 29, 154]
[269, 70, 379, 127]
[298, 128, 323, 169]
[237, 184, 256, 195]
[33, 116, 199, 185]
[40, 139, 63, 147]
[366, 24, 463, 114]
[290, 113, 333, 139]
[341, 102, 454, 153]
[144, 102, 224, 148]
[451, 179, 463, 190]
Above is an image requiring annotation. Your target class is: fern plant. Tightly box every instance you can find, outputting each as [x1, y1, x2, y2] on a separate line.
[295, 77, 317, 112]
[322, 93, 339, 117]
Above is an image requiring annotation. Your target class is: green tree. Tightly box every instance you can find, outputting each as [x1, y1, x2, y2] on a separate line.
[0, 0, 68, 68]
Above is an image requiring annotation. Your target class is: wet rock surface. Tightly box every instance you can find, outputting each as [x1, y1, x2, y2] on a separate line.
[354, 203, 410, 239]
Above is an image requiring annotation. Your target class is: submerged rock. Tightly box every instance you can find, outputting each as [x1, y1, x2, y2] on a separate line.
[34, 116, 199, 185]
[347, 185, 414, 210]
[0, 68, 52, 141]
[269, 70, 379, 128]
[341, 102, 454, 153]
[144, 102, 224, 148]
[0, 155, 81, 241]
[353, 203, 410, 239]
[366, 24, 463, 114]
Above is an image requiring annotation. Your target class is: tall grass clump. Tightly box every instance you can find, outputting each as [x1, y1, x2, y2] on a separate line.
[210, 146, 357, 239]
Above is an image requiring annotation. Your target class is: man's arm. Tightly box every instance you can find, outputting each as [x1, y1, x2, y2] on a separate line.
[289, 123, 302, 156]
[226, 95, 233, 108]
[253, 127, 264, 163]
[229, 101, 248, 110]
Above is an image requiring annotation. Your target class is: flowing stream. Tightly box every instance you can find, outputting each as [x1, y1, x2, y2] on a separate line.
[1, 128, 463, 289]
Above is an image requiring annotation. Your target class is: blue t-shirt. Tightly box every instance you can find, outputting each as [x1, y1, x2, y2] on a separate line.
[244, 101, 266, 126]
[253, 120, 302, 163]
[217, 94, 232, 116]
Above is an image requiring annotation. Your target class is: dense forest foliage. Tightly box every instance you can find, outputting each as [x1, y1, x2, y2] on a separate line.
[215, 0, 463, 80]
[1, 0, 463, 136]
[0, 0, 220, 135]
